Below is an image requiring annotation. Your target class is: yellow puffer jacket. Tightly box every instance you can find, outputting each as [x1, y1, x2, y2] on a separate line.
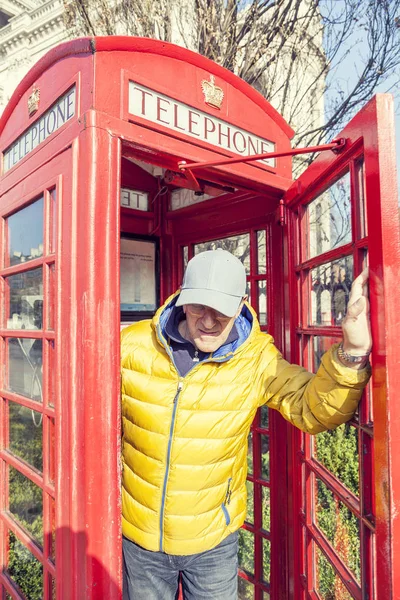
[121, 295, 370, 555]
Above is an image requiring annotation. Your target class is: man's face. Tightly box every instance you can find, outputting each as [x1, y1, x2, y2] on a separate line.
[182, 302, 243, 353]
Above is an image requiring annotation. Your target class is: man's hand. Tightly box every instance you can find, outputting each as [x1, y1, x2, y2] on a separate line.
[341, 268, 372, 356]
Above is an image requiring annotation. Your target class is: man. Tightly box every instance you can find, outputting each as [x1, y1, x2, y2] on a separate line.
[121, 249, 371, 599]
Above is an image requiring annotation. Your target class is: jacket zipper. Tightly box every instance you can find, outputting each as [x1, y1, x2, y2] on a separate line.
[221, 478, 232, 525]
[159, 380, 183, 551]
[155, 322, 238, 551]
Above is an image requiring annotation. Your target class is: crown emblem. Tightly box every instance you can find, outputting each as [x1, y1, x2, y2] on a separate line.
[28, 87, 40, 117]
[201, 75, 224, 110]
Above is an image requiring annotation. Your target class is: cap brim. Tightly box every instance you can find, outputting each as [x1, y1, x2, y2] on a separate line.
[175, 288, 242, 318]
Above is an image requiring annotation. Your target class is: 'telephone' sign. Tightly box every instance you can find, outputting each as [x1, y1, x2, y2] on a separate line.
[129, 81, 275, 167]
[3, 86, 76, 173]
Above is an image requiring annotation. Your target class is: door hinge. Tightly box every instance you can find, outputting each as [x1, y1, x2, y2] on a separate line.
[276, 199, 286, 226]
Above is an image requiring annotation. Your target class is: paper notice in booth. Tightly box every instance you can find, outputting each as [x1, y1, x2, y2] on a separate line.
[120, 238, 157, 311]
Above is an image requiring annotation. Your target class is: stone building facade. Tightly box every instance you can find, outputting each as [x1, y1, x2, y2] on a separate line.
[0, 0, 68, 116]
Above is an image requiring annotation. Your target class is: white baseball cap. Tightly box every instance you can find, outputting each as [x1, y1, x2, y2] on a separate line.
[175, 249, 247, 317]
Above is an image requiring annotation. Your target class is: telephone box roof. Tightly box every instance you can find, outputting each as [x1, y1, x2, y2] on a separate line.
[0, 36, 294, 139]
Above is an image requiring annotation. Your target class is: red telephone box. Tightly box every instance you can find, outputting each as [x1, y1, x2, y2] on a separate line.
[0, 37, 399, 600]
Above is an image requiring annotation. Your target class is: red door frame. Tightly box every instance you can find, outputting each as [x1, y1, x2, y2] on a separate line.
[282, 94, 400, 599]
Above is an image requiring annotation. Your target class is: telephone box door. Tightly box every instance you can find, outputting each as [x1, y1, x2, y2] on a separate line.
[283, 94, 400, 599]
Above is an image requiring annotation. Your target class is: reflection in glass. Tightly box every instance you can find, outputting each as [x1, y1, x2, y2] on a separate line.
[8, 533, 43, 600]
[307, 172, 351, 259]
[50, 188, 57, 253]
[9, 467, 43, 545]
[312, 336, 339, 371]
[194, 233, 250, 274]
[356, 160, 367, 239]
[315, 478, 361, 583]
[261, 435, 270, 480]
[8, 197, 44, 266]
[260, 406, 269, 429]
[246, 480, 254, 525]
[314, 544, 353, 600]
[48, 340, 55, 408]
[48, 263, 55, 330]
[247, 431, 253, 475]
[314, 424, 359, 497]
[182, 246, 189, 270]
[8, 338, 43, 402]
[262, 486, 271, 531]
[7, 268, 43, 330]
[9, 402, 42, 471]
[258, 280, 267, 325]
[238, 529, 254, 575]
[49, 496, 56, 562]
[49, 417, 55, 484]
[257, 230, 266, 274]
[263, 593, 270, 600]
[310, 256, 353, 326]
[263, 539, 271, 582]
[238, 577, 254, 600]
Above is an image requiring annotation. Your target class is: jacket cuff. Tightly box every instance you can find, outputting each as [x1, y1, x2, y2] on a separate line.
[322, 343, 371, 388]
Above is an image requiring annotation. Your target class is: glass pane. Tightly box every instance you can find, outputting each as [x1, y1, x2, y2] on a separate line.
[263, 538, 271, 583]
[247, 431, 253, 475]
[238, 577, 254, 600]
[48, 263, 55, 330]
[314, 543, 353, 599]
[257, 230, 266, 274]
[182, 246, 188, 270]
[246, 280, 251, 304]
[9, 402, 43, 472]
[258, 281, 267, 325]
[169, 189, 219, 211]
[7, 268, 43, 330]
[310, 256, 353, 326]
[307, 172, 351, 259]
[312, 336, 339, 371]
[9, 467, 43, 545]
[313, 423, 359, 497]
[8, 197, 44, 266]
[260, 406, 269, 429]
[48, 418, 55, 485]
[263, 593, 270, 600]
[49, 495, 56, 562]
[8, 338, 43, 402]
[51, 577, 56, 600]
[261, 435, 270, 481]
[194, 233, 250, 274]
[48, 340, 55, 408]
[238, 529, 254, 575]
[356, 160, 366, 239]
[246, 480, 254, 525]
[7, 532, 43, 600]
[315, 478, 361, 583]
[262, 486, 271, 531]
[50, 188, 57, 253]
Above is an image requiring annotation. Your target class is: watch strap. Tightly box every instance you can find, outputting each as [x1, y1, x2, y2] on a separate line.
[337, 342, 371, 365]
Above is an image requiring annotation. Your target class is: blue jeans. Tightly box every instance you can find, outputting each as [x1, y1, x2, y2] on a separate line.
[123, 532, 239, 599]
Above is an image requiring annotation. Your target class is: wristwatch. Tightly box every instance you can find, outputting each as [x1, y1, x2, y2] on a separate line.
[337, 342, 371, 365]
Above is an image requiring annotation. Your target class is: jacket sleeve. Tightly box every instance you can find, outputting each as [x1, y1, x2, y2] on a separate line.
[260, 342, 371, 434]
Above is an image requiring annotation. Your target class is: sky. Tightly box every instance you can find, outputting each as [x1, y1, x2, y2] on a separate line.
[320, 0, 400, 200]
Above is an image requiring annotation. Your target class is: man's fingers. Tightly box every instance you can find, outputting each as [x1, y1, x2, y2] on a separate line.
[348, 268, 369, 305]
[346, 296, 366, 319]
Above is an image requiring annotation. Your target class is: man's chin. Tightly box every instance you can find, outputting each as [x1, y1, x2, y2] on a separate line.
[195, 338, 221, 353]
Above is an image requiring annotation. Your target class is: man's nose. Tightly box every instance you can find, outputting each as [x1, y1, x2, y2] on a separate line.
[201, 309, 217, 328]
